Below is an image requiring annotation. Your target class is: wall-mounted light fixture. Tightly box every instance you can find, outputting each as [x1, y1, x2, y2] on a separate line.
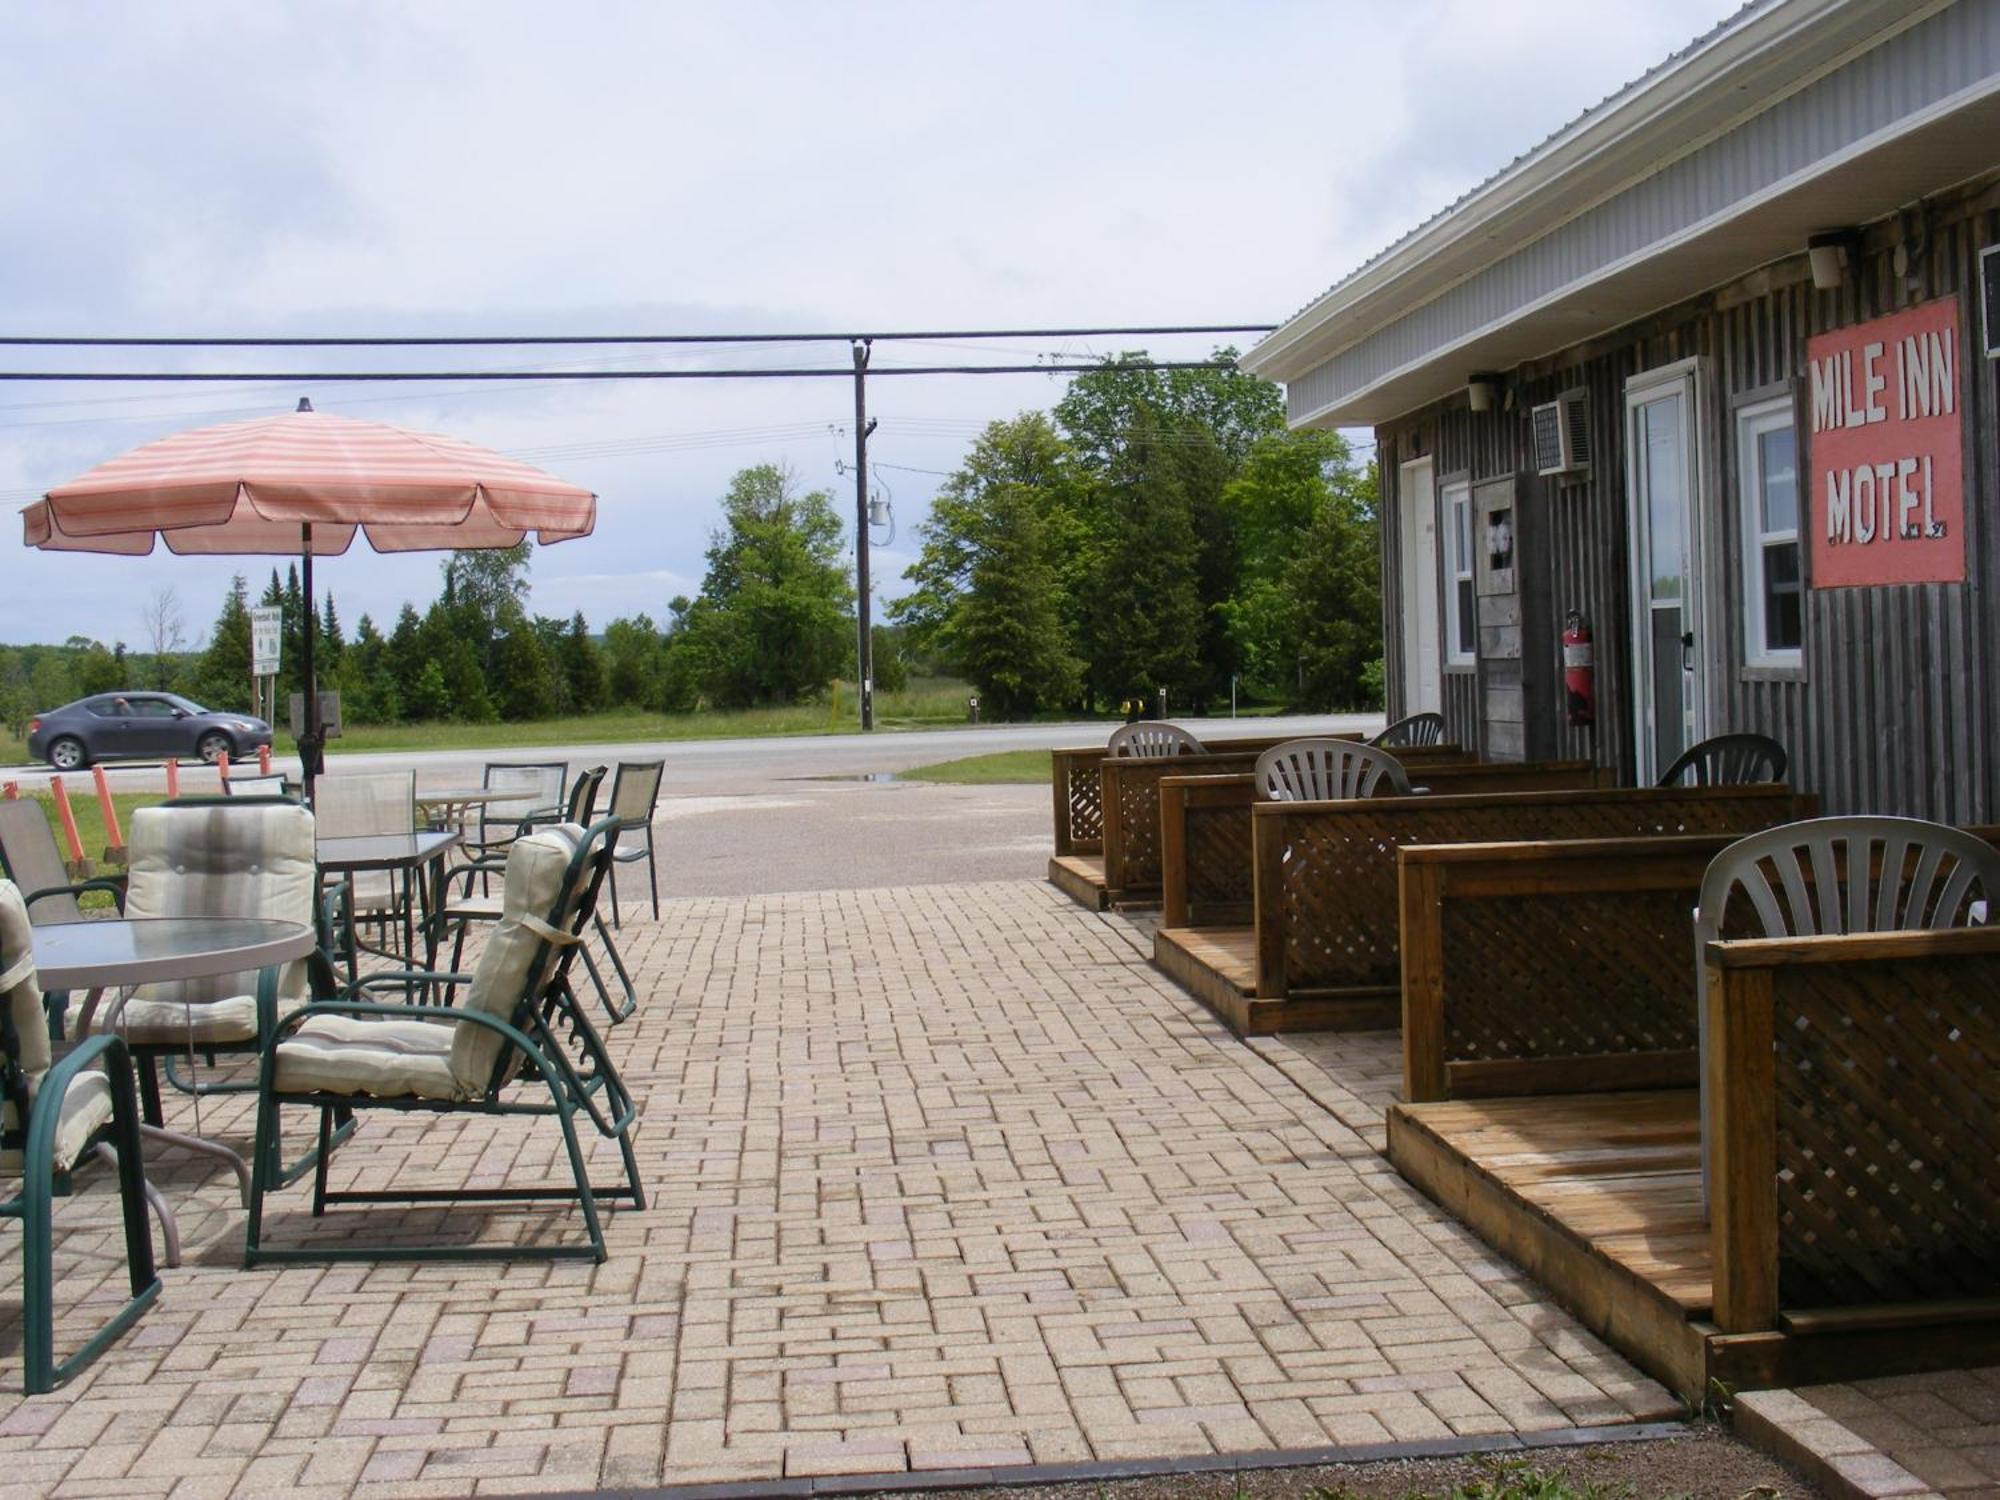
[1807, 230, 1859, 291]
[1466, 372, 1502, 413]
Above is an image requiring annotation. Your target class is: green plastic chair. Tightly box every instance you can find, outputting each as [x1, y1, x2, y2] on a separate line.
[0, 879, 160, 1393]
[245, 817, 644, 1265]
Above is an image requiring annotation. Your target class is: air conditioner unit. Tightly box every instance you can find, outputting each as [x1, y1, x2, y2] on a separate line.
[1531, 392, 1590, 477]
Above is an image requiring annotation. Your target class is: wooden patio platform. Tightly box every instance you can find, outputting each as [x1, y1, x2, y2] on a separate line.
[1388, 1089, 2000, 1399]
[1152, 924, 1398, 1034]
[1047, 854, 1109, 911]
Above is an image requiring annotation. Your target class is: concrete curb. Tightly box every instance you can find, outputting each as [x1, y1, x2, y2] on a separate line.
[517, 1422, 1690, 1500]
[1734, 1390, 1940, 1499]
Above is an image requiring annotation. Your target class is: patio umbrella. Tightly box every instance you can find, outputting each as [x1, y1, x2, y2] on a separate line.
[22, 399, 596, 789]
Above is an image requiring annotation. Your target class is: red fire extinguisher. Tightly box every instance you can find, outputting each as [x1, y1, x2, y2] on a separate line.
[1562, 610, 1595, 727]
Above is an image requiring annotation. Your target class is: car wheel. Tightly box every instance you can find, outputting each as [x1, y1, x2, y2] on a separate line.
[196, 731, 233, 764]
[47, 736, 88, 772]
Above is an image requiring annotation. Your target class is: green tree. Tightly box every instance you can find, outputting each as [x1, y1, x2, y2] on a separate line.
[869, 624, 908, 694]
[602, 615, 664, 708]
[1056, 353, 1284, 709]
[1220, 428, 1374, 703]
[491, 620, 556, 721]
[1282, 459, 1382, 710]
[1076, 431, 1204, 711]
[186, 575, 254, 710]
[939, 484, 1081, 717]
[679, 464, 853, 706]
[340, 613, 399, 724]
[555, 612, 604, 714]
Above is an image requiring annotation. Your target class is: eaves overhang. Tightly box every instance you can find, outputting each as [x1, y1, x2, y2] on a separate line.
[1241, 0, 1972, 425]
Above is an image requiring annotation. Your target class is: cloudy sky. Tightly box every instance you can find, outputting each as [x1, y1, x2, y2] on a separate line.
[0, 0, 1738, 654]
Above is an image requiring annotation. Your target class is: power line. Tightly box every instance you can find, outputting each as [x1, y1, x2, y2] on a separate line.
[0, 324, 1272, 349]
[0, 360, 1244, 383]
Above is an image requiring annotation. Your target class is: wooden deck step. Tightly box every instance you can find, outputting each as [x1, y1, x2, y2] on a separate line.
[1047, 854, 1109, 910]
[1152, 925, 1399, 1036]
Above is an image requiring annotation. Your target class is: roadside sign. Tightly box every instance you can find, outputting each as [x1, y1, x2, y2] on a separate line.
[250, 606, 282, 676]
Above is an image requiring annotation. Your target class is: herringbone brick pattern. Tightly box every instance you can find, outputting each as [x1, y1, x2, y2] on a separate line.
[0, 880, 1676, 1498]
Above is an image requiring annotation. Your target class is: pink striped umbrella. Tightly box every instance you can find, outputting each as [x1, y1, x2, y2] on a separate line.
[23, 402, 595, 555]
[22, 400, 597, 783]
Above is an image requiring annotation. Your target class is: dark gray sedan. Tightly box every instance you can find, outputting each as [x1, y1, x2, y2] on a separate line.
[26, 692, 274, 771]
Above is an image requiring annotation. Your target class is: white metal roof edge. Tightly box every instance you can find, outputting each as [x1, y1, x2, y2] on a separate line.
[1241, 0, 1936, 384]
[1280, 68, 2000, 431]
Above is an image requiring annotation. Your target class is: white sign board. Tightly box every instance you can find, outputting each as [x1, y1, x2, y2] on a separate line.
[250, 606, 282, 677]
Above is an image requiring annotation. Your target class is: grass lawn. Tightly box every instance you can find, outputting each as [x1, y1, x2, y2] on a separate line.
[900, 749, 1052, 785]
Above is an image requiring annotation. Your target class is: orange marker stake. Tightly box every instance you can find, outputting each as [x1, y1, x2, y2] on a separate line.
[216, 749, 231, 793]
[92, 765, 124, 856]
[1, 781, 17, 800]
[49, 776, 86, 866]
[258, 744, 273, 775]
[165, 758, 180, 798]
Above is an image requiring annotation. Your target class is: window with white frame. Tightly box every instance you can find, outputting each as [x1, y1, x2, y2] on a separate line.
[1737, 396, 1802, 667]
[1442, 481, 1475, 666]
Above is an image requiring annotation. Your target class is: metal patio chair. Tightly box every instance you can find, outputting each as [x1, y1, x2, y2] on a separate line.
[313, 770, 418, 974]
[1369, 711, 1445, 748]
[245, 817, 644, 1265]
[464, 762, 568, 870]
[62, 798, 330, 1131]
[437, 769, 636, 1026]
[605, 760, 665, 927]
[1255, 739, 1412, 801]
[1658, 732, 1788, 787]
[1692, 814, 2000, 1195]
[1106, 721, 1206, 758]
[0, 879, 161, 1393]
[0, 798, 125, 924]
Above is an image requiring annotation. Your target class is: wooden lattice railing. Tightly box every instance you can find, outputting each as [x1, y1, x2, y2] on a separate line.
[1253, 785, 1810, 1000]
[1706, 927, 2000, 1333]
[1399, 834, 1758, 1103]
[1051, 733, 1301, 858]
[1155, 758, 1598, 929]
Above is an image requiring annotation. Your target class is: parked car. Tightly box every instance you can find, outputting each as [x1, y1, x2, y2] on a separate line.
[26, 693, 274, 771]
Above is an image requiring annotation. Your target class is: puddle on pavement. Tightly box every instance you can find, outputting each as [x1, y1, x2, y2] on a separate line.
[788, 772, 904, 783]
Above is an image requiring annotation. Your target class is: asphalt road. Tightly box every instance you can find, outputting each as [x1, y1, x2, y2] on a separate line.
[4, 712, 1384, 897]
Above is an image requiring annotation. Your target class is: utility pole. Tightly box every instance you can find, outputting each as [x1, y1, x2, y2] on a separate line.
[852, 339, 878, 730]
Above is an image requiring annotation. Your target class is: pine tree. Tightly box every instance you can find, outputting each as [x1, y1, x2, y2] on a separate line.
[558, 612, 604, 714]
[186, 574, 255, 710]
[940, 485, 1081, 717]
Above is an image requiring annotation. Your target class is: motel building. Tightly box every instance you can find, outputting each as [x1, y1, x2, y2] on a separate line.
[1243, 0, 2000, 820]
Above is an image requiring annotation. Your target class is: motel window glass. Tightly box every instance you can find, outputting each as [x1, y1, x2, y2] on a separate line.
[1442, 481, 1475, 666]
[1737, 396, 1802, 667]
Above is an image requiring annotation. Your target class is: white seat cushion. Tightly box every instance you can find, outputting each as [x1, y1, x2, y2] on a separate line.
[449, 825, 584, 1095]
[67, 992, 310, 1047]
[0, 1069, 112, 1175]
[273, 1014, 460, 1101]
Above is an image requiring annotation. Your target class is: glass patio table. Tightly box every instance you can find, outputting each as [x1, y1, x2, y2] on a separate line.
[34, 915, 319, 1203]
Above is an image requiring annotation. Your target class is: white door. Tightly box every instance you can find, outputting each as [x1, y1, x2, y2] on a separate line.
[1625, 364, 1705, 782]
[1398, 458, 1442, 714]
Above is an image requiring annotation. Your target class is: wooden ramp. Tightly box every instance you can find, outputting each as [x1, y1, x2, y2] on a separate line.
[1389, 1089, 2000, 1399]
[1047, 854, 1109, 910]
[1153, 925, 1399, 1036]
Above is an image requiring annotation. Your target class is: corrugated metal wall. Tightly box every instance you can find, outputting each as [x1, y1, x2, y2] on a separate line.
[1373, 182, 2000, 819]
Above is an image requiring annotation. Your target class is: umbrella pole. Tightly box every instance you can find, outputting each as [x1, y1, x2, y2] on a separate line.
[299, 523, 320, 797]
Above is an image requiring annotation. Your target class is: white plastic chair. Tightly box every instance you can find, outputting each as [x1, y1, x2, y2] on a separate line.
[1254, 739, 1411, 801]
[1693, 815, 2000, 1201]
[1106, 721, 1206, 758]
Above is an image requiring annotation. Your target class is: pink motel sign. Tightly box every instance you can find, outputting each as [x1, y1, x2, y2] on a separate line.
[1807, 296, 1965, 588]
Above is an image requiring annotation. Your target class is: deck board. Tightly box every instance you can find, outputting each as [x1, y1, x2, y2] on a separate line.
[1156, 925, 1256, 992]
[1394, 1090, 1712, 1314]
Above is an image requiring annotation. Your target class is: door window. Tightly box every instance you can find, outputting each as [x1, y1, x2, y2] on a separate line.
[1442, 482, 1475, 666]
[1737, 397, 1803, 667]
[1626, 366, 1704, 782]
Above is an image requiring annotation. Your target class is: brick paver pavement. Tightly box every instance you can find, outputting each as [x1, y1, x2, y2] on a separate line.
[0, 880, 1678, 1498]
[1740, 1369, 2000, 1499]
